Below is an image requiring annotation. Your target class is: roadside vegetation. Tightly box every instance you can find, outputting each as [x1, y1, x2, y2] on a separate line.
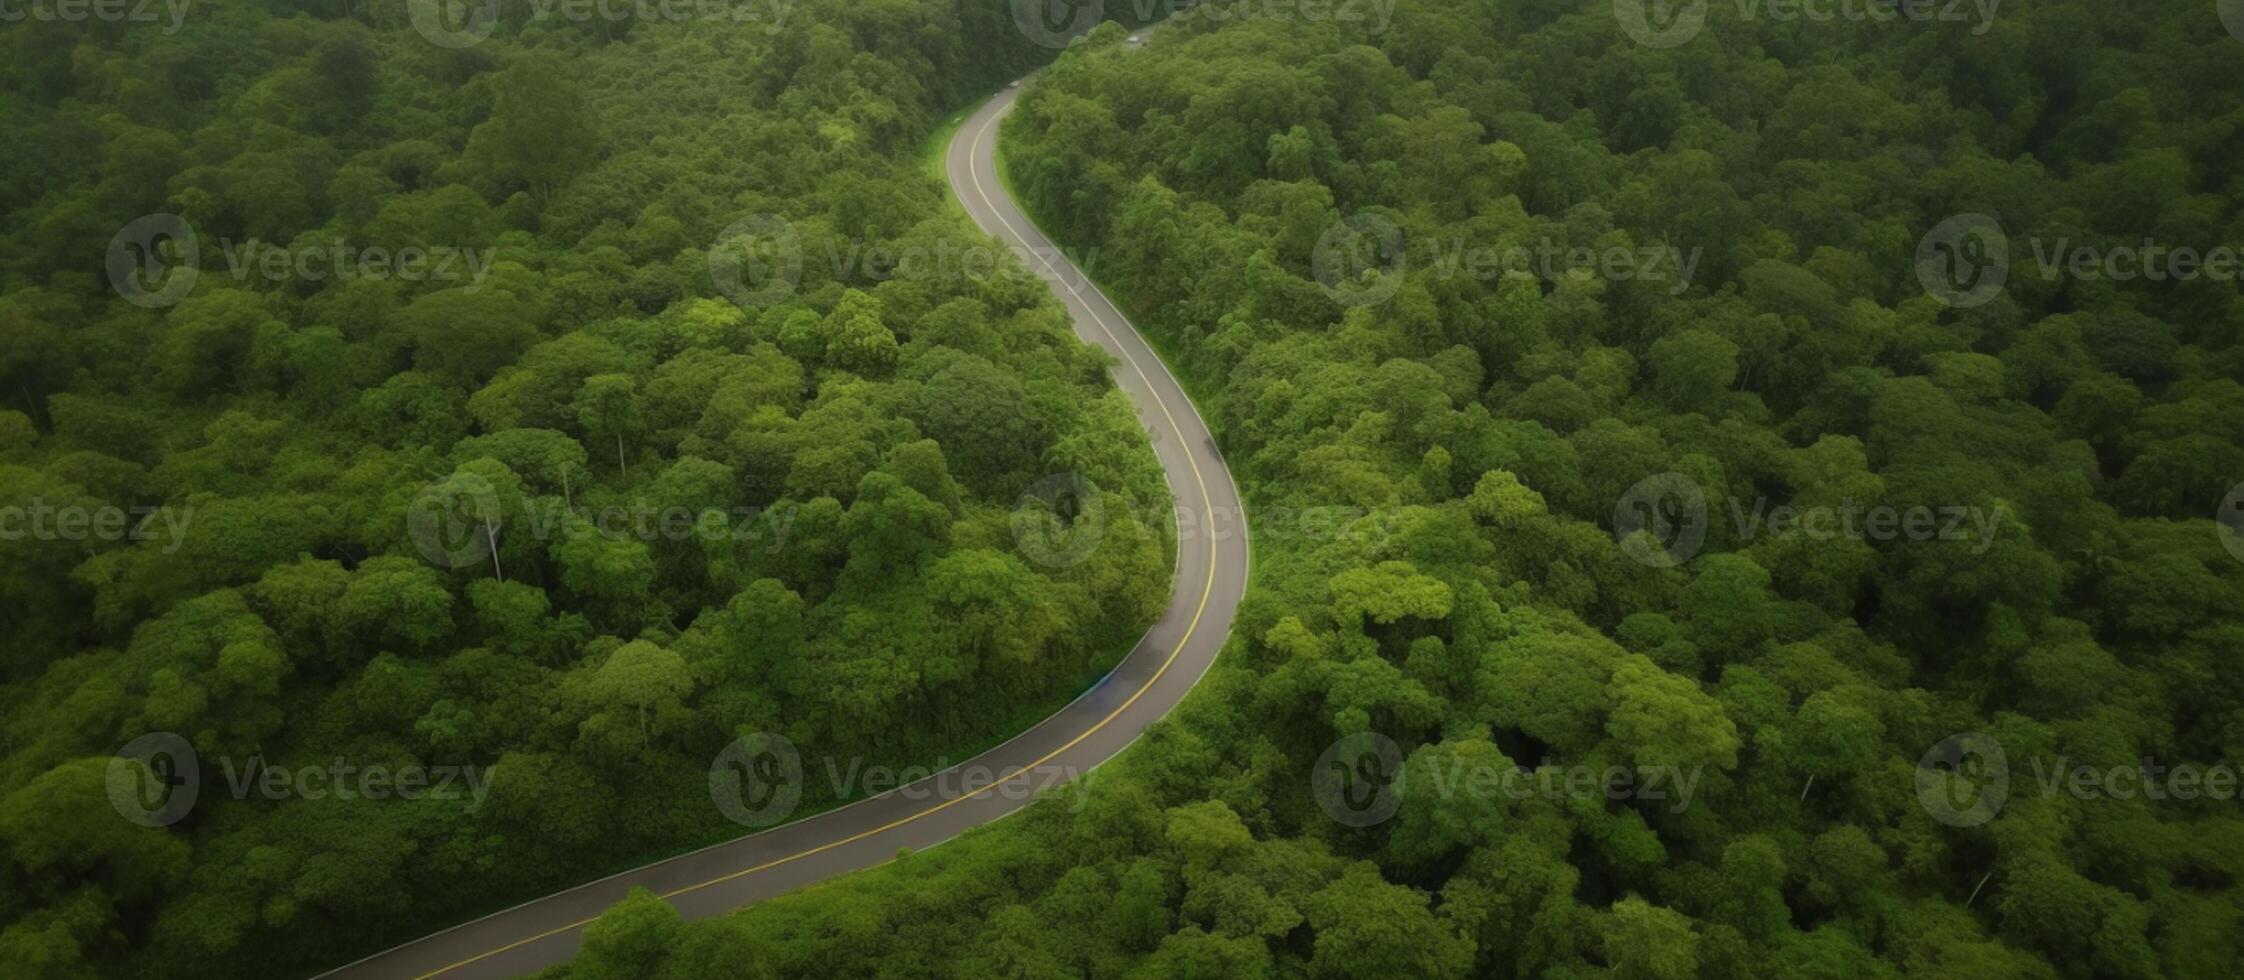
[0, 4, 1171, 976]
[564, 5, 2244, 978]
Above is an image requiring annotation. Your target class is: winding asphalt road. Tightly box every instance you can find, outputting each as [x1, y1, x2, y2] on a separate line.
[317, 79, 1247, 980]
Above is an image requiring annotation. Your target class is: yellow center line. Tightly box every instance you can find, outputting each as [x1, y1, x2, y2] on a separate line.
[410, 93, 1231, 980]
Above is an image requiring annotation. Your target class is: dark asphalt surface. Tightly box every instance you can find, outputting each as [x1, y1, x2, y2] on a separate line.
[316, 79, 1247, 980]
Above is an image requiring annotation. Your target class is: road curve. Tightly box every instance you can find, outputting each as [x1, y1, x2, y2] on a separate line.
[316, 81, 1247, 980]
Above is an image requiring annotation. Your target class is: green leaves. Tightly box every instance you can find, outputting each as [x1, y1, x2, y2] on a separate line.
[1605, 655, 1738, 771]
[1326, 561, 1452, 627]
[820, 290, 899, 376]
[574, 888, 681, 979]
[1304, 864, 1474, 979]
[464, 54, 597, 203]
[0, 4, 1193, 978]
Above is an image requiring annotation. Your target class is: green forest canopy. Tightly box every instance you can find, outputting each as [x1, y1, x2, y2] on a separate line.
[0, 2, 1172, 976]
[559, 4, 2244, 980]
[2, 0, 2242, 978]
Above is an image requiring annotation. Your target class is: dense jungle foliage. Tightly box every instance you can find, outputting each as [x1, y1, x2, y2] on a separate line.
[0, 2, 1172, 976]
[560, 4, 2244, 979]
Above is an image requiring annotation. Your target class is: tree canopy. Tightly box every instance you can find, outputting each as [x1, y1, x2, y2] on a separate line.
[556, 5, 2244, 979]
[0, 4, 1172, 976]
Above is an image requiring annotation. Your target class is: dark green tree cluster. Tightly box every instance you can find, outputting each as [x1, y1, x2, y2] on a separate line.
[562, 5, 2244, 979]
[0, 4, 1172, 977]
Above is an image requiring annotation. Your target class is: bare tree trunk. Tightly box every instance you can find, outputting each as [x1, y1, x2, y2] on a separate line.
[485, 519, 504, 582]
